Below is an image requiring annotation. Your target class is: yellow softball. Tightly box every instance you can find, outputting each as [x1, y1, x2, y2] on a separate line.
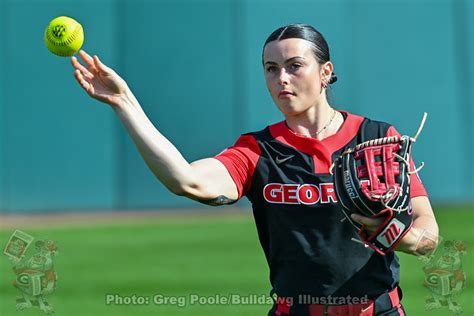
[44, 16, 84, 57]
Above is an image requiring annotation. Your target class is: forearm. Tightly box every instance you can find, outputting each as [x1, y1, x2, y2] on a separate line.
[395, 215, 439, 256]
[112, 91, 197, 194]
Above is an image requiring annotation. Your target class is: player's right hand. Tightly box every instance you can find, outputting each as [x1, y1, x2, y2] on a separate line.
[71, 50, 129, 107]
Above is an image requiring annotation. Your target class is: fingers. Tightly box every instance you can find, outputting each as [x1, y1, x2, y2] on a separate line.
[93, 55, 112, 74]
[75, 50, 112, 76]
[351, 214, 381, 227]
[78, 50, 97, 70]
[73, 69, 89, 90]
[73, 69, 94, 95]
[71, 56, 94, 79]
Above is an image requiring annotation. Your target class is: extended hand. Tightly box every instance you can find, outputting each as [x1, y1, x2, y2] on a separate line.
[71, 50, 129, 107]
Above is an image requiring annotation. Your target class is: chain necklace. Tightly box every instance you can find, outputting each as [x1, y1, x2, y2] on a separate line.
[290, 109, 337, 137]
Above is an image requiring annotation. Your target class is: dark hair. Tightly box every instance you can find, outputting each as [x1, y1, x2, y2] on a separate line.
[263, 24, 337, 85]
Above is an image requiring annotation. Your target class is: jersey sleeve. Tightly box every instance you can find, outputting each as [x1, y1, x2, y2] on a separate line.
[386, 126, 428, 198]
[213, 134, 261, 199]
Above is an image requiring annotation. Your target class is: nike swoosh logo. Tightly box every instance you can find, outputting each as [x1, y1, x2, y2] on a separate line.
[276, 155, 294, 164]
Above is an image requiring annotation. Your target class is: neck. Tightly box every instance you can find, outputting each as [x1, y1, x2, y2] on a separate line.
[285, 100, 339, 139]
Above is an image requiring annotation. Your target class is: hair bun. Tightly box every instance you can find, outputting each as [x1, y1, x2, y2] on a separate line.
[329, 72, 338, 84]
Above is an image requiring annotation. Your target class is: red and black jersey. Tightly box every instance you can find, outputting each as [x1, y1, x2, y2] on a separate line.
[214, 111, 427, 299]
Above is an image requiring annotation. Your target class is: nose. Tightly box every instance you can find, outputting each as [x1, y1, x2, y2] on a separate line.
[278, 68, 290, 86]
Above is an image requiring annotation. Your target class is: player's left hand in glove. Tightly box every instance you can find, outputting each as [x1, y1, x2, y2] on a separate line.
[332, 113, 427, 255]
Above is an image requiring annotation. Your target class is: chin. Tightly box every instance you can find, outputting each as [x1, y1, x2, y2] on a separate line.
[276, 102, 308, 117]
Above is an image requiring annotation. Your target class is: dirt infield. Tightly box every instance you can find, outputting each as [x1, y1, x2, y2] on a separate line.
[0, 207, 253, 230]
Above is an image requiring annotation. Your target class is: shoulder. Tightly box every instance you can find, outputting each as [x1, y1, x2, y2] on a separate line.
[361, 117, 393, 137]
[342, 110, 394, 139]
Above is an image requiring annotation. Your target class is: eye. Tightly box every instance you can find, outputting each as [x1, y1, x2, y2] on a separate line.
[266, 66, 278, 73]
[290, 63, 302, 71]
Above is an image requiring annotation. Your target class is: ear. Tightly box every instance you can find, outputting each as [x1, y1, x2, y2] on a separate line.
[320, 61, 334, 82]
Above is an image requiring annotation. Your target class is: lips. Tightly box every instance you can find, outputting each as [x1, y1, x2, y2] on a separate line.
[279, 90, 295, 98]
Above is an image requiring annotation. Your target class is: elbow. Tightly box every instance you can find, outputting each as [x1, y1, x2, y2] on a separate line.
[167, 183, 187, 196]
[413, 228, 440, 257]
[168, 183, 236, 206]
[168, 182, 199, 197]
[170, 187, 186, 196]
[416, 239, 438, 257]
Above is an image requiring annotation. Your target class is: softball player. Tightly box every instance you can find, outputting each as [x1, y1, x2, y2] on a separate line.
[71, 24, 439, 316]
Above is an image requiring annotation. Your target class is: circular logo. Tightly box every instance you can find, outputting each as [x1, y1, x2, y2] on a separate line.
[16, 273, 30, 286]
[52, 25, 66, 39]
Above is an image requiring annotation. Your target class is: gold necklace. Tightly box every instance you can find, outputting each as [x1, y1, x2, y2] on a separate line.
[290, 109, 337, 137]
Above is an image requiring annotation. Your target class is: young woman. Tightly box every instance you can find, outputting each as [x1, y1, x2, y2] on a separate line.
[72, 24, 438, 316]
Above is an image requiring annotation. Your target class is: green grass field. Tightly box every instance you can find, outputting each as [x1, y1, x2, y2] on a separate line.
[1, 206, 473, 316]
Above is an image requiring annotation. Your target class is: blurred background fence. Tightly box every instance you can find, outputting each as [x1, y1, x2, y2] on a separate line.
[0, 0, 473, 213]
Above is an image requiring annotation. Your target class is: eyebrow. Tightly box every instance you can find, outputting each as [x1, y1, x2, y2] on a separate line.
[264, 56, 305, 66]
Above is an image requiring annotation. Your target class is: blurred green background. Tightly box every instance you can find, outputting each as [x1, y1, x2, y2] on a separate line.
[0, 0, 473, 315]
[0, 207, 473, 315]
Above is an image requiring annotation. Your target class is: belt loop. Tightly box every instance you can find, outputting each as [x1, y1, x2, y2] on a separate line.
[388, 287, 401, 307]
[374, 287, 401, 313]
